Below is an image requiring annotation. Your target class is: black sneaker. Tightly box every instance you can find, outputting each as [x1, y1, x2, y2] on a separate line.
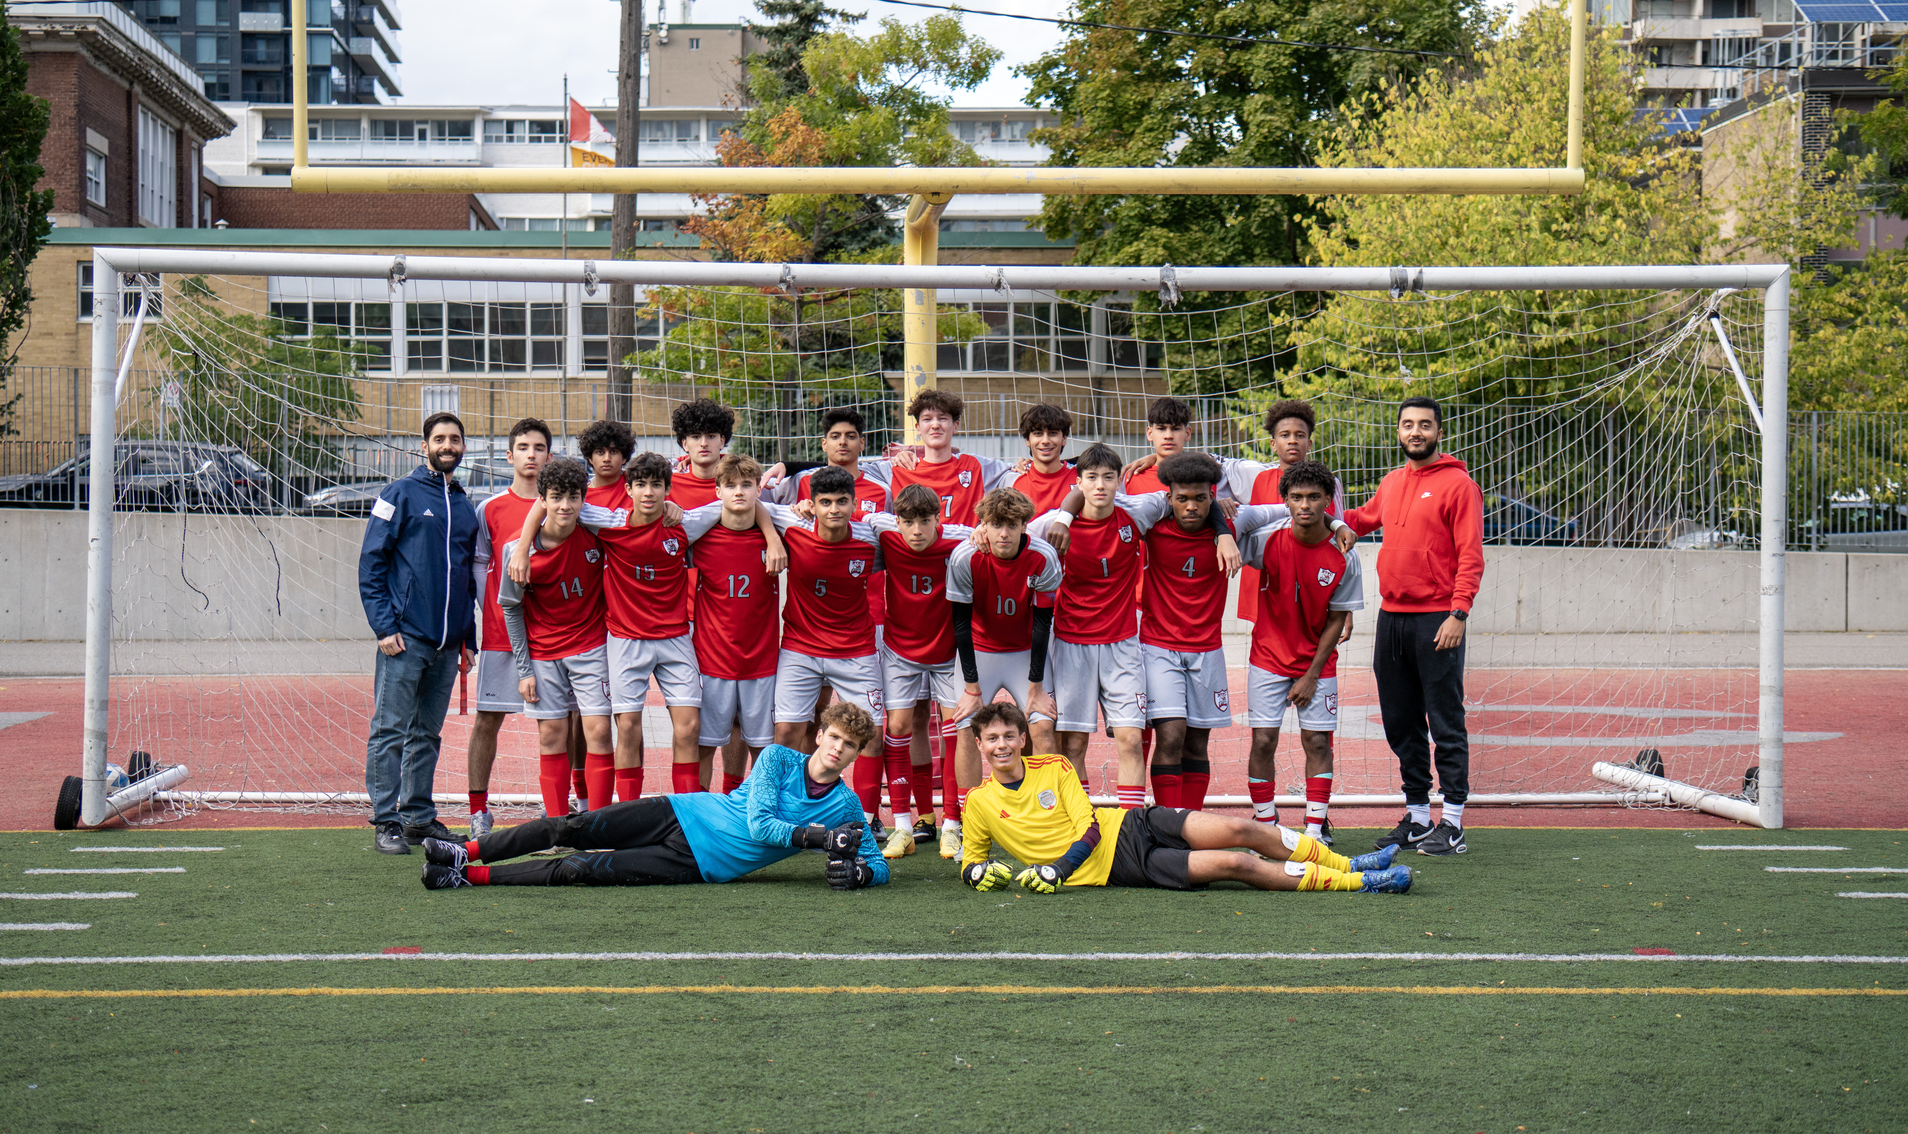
[1374, 814, 1433, 851]
[374, 821, 410, 855]
[1416, 820, 1468, 856]
[1311, 816, 1335, 847]
[403, 818, 458, 846]
[421, 837, 469, 870]
[912, 818, 936, 845]
[421, 862, 471, 890]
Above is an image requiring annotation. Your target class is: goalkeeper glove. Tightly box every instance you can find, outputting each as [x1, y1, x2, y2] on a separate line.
[826, 855, 874, 891]
[822, 821, 865, 856]
[962, 860, 1013, 891]
[791, 824, 829, 849]
[1016, 864, 1064, 894]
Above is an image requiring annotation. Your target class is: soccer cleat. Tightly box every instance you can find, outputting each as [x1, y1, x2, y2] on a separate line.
[421, 837, 468, 871]
[421, 862, 472, 890]
[882, 826, 917, 859]
[939, 825, 963, 860]
[1374, 814, 1433, 851]
[1347, 842, 1400, 873]
[1358, 865, 1412, 894]
[403, 818, 458, 846]
[1309, 816, 1335, 846]
[468, 809, 494, 839]
[1415, 820, 1468, 856]
[374, 821, 410, 855]
[912, 818, 936, 845]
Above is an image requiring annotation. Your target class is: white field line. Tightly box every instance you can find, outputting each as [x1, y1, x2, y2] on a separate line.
[1696, 845, 1848, 851]
[0, 924, 90, 931]
[23, 868, 185, 875]
[69, 847, 223, 853]
[1838, 892, 1908, 899]
[1766, 867, 1904, 873]
[0, 893, 137, 900]
[1, 950, 1905, 967]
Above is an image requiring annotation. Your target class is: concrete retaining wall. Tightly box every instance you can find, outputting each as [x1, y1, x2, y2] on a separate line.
[2, 511, 1904, 642]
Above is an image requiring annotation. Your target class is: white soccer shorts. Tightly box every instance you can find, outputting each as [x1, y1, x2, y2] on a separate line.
[1045, 636, 1147, 734]
[608, 632, 702, 713]
[525, 645, 612, 721]
[472, 649, 523, 714]
[957, 648, 1056, 728]
[1142, 643, 1233, 729]
[773, 650, 884, 723]
[1247, 667, 1340, 732]
[882, 644, 958, 711]
[698, 675, 776, 748]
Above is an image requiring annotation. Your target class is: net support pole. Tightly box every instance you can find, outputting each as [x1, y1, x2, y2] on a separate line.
[79, 255, 119, 828]
[901, 193, 951, 445]
[1757, 270, 1790, 829]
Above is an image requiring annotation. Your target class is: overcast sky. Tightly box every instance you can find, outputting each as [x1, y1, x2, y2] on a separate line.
[393, 0, 1072, 110]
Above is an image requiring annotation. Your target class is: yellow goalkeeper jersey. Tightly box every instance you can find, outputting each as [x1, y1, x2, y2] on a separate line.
[961, 754, 1128, 888]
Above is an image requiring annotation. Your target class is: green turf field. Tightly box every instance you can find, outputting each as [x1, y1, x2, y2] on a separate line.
[2, 826, 1904, 1133]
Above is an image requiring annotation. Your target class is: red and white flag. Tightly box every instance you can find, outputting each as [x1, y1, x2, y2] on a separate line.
[570, 98, 613, 145]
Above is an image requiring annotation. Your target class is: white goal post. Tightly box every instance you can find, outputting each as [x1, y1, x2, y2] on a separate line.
[76, 249, 1792, 829]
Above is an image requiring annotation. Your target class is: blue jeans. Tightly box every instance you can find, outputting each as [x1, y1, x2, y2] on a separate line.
[365, 640, 462, 828]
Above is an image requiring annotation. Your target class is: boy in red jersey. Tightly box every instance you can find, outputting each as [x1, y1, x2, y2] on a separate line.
[685, 455, 784, 791]
[1234, 401, 1347, 625]
[1236, 461, 1365, 846]
[669, 397, 735, 509]
[944, 487, 1062, 859]
[773, 407, 894, 519]
[579, 418, 636, 510]
[888, 389, 1015, 525]
[466, 417, 551, 837]
[1122, 397, 1193, 495]
[1009, 403, 1077, 514]
[495, 458, 611, 820]
[865, 483, 973, 858]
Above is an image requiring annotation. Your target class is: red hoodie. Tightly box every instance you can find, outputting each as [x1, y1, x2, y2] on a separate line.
[1343, 454, 1485, 614]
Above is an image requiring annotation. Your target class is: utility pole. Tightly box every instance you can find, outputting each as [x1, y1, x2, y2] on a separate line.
[609, 0, 642, 423]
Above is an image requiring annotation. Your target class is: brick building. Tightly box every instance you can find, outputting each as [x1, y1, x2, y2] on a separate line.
[209, 184, 497, 230]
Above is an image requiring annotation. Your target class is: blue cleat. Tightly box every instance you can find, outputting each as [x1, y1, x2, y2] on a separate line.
[1347, 843, 1400, 873]
[1357, 865, 1412, 894]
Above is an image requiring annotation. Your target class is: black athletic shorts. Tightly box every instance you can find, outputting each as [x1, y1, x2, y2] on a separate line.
[1106, 805, 1196, 890]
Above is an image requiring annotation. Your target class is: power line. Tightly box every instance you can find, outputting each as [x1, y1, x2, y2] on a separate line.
[869, 0, 1462, 59]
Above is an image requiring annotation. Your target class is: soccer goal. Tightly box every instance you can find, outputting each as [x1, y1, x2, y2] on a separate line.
[58, 249, 1792, 830]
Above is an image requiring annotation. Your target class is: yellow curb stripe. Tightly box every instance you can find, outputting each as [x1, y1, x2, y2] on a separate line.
[1, 984, 1904, 1000]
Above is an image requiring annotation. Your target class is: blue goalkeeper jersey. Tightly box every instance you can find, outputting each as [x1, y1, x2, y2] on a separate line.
[666, 744, 891, 885]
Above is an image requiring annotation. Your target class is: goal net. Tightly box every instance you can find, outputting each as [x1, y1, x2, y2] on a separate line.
[68, 251, 1790, 827]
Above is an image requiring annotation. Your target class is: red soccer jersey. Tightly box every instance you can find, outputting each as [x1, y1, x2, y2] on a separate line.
[1140, 516, 1229, 652]
[1251, 526, 1360, 679]
[873, 521, 970, 664]
[1011, 463, 1076, 515]
[669, 469, 721, 510]
[590, 516, 692, 641]
[691, 523, 781, 680]
[475, 487, 538, 653]
[797, 467, 891, 624]
[587, 480, 629, 510]
[1238, 465, 1340, 621]
[947, 538, 1062, 654]
[503, 529, 606, 661]
[1051, 507, 1144, 645]
[772, 514, 882, 659]
[1123, 465, 1165, 496]
[890, 453, 997, 526]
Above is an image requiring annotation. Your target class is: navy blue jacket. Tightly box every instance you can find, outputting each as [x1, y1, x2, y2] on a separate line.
[358, 464, 480, 651]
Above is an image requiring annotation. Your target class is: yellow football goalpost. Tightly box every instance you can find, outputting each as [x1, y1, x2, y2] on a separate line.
[285, 0, 1591, 441]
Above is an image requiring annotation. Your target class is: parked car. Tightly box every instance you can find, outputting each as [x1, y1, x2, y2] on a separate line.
[1809, 493, 1908, 554]
[1482, 492, 1579, 545]
[299, 458, 513, 516]
[0, 442, 276, 512]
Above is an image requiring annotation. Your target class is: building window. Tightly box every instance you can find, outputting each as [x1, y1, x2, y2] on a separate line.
[199, 70, 230, 99]
[78, 266, 165, 321]
[137, 108, 177, 227]
[371, 119, 476, 144]
[143, 0, 182, 25]
[482, 119, 564, 144]
[240, 33, 284, 64]
[639, 119, 701, 143]
[405, 302, 566, 373]
[195, 33, 229, 62]
[688, 37, 700, 48]
[266, 300, 392, 367]
[241, 72, 283, 101]
[84, 148, 107, 207]
[930, 299, 1153, 375]
[197, 0, 229, 23]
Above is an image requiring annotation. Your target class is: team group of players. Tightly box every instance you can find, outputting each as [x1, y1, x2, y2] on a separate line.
[413, 390, 1468, 898]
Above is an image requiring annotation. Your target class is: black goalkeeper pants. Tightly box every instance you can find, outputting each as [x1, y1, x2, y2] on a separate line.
[475, 796, 705, 886]
[1374, 610, 1470, 807]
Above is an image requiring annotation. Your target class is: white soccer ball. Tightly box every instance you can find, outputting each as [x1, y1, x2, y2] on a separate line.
[103, 763, 130, 794]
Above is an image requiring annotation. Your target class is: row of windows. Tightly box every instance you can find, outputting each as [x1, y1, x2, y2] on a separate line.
[261, 118, 476, 141]
[483, 120, 563, 143]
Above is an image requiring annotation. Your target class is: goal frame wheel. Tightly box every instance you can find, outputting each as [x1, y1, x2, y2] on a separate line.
[53, 775, 83, 830]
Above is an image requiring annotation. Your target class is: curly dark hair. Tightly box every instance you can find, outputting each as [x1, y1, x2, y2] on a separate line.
[817, 701, 876, 749]
[1018, 402, 1073, 439]
[1262, 399, 1316, 437]
[821, 407, 866, 435]
[625, 451, 673, 490]
[537, 457, 590, 500]
[578, 418, 634, 461]
[908, 388, 964, 423]
[809, 465, 856, 500]
[1278, 460, 1337, 500]
[1158, 452, 1222, 489]
[672, 397, 735, 444]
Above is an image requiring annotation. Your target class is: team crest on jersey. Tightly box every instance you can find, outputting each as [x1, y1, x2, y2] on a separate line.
[849, 559, 867, 577]
[1037, 789, 1058, 810]
[1214, 689, 1230, 713]
[584, 548, 602, 564]
[663, 537, 681, 556]
[1316, 567, 1336, 586]
[1118, 525, 1133, 542]
[958, 470, 974, 488]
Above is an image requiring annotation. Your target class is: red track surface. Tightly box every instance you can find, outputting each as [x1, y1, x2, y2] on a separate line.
[2, 669, 1902, 832]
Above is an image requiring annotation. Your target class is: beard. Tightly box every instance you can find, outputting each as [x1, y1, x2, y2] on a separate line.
[428, 447, 463, 474]
[1399, 436, 1439, 460]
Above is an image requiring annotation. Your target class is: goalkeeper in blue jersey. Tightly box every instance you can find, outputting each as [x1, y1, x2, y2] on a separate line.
[418, 703, 889, 891]
[959, 703, 1410, 894]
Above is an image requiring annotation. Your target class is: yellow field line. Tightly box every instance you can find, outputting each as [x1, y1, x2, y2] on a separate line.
[2, 984, 1904, 1000]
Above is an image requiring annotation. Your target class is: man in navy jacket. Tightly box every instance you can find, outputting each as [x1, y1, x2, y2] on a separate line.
[359, 411, 481, 854]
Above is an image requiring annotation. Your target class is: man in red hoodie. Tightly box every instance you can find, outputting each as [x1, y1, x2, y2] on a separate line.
[1343, 396, 1484, 857]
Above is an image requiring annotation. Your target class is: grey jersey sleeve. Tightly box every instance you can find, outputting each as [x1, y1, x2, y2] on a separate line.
[945, 542, 979, 604]
[577, 503, 627, 531]
[494, 538, 535, 679]
[1330, 548, 1366, 612]
[681, 501, 726, 542]
[1113, 490, 1171, 530]
[1219, 456, 1273, 502]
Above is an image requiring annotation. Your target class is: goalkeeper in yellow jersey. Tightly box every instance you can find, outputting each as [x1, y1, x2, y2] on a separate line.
[959, 703, 1411, 894]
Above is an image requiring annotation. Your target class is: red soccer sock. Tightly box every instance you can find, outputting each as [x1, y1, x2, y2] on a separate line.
[911, 758, 937, 821]
[942, 753, 962, 822]
[1248, 777, 1278, 824]
[1150, 765, 1183, 809]
[538, 753, 571, 817]
[584, 753, 615, 810]
[852, 752, 884, 818]
[883, 735, 914, 821]
[1116, 783, 1146, 810]
[467, 865, 491, 885]
[615, 767, 643, 803]
[671, 762, 703, 794]
[463, 839, 481, 861]
[1181, 759, 1211, 811]
[721, 773, 745, 794]
[1305, 773, 1333, 826]
[467, 790, 489, 815]
[571, 768, 589, 806]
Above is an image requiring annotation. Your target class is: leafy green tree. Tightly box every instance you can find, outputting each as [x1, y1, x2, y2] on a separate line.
[0, 5, 54, 439]
[748, 0, 862, 102]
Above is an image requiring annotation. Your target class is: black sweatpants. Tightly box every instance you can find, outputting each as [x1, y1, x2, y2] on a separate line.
[475, 795, 705, 886]
[1373, 610, 1470, 807]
